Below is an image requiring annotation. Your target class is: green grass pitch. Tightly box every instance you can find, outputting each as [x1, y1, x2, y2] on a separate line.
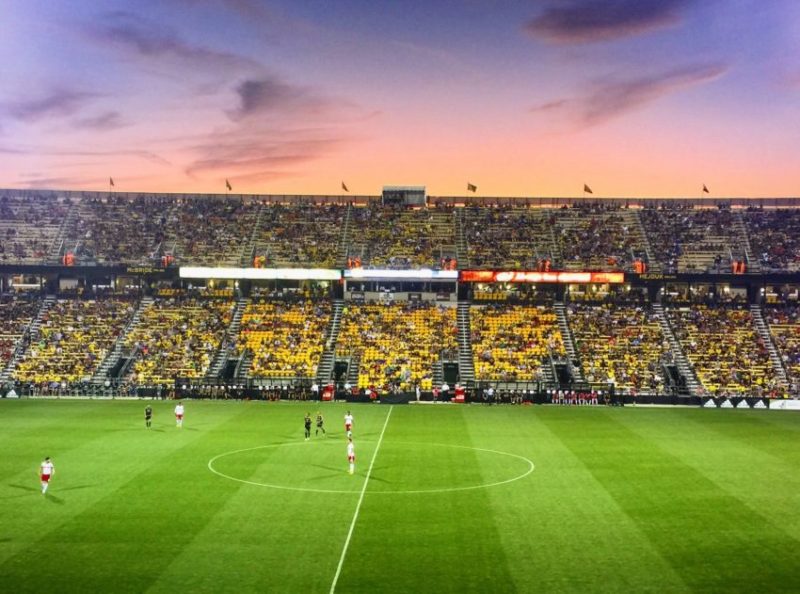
[1, 400, 799, 593]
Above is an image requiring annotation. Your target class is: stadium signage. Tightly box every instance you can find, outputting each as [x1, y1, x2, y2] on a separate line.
[638, 273, 678, 280]
[460, 270, 625, 284]
[179, 267, 341, 280]
[125, 266, 167, 275]
[343, 269, 459, 280]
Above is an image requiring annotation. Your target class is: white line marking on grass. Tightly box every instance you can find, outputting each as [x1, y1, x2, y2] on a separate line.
[330, 405, 393, 594]
[207, 440, 535, 494]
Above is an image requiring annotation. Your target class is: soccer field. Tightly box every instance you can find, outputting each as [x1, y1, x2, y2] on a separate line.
[1, 400, 798, 593]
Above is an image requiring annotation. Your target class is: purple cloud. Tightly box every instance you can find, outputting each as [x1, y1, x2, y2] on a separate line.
[6, 90, 99, 123]
[526, 0, 689, 44]
[87, 11, 258, 72]
[72, 111, 127, 131]
[532, 63, 728, 127]
[228, 77, 350, 121]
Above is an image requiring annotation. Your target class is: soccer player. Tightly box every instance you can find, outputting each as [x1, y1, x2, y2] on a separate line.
[175, 401, 184, 428]
[347, 437, 355, 475]
[304, 413, 312, 440]
[145, 404, 153, 429]
[39, 457, 54, 495]
[344, 411, 353, 437]
[315, 412, 326, 436]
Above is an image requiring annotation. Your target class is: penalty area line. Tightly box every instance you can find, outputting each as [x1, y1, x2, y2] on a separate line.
[330, 405, 393, 594]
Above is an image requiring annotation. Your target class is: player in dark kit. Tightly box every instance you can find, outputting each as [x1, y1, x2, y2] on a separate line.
[315, 412, 326, 436]
[145, 405, 153, 428]
[304, 413, 312, 441]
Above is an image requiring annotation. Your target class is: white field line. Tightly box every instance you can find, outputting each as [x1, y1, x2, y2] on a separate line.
[330, 405, 393, 594]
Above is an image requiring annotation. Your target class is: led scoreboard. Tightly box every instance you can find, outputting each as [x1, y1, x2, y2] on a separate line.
[460, 270, 625, 284]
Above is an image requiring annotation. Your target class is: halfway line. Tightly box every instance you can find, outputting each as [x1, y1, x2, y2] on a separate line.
[330, 405, 393, 594]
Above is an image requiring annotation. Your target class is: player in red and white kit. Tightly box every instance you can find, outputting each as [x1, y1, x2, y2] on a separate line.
[39, 457, 55, 495]
[347, 438, 355, 475]
[175, 401, 185, 428]
[344, 411, 353, 437]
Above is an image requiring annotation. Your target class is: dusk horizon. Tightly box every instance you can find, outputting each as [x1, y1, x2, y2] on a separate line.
[2, 0, 798, 198]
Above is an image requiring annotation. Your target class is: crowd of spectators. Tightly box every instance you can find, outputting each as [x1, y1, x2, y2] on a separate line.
[666, 305, 776, 395]
[237, 300, 331, 379]
[13, 298, 136, 385]
[348, 204, 456, 269]
[640, 206, 742, 273]
[470, 304, 565, 382]
[0, 295, 39, 369]
[254, 204, 346, 268]
[764, 305, 800, 390]
[463, 208, 553, 269]
[554, 209, 645, 271]
[567, 303, 668, 394]
[336, 302, 457, 390]
[124, 298, 234, 384]
[0, 195, 67, 264]
[744, 210, 800, 271]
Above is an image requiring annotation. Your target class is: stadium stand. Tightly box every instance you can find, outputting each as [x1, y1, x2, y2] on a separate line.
[237, 299, 331, 379]
[13, 298, 136, 384]
[470, 304, 565, 382]
[347, 203, 456, 269]
[744, 209, 800, 271]
[463, 207, 554, 269]
[336, 302, 457, 390]
[640, 206, 745, 273]
[0, 195, 67, 264]
[0, 295, 38, 370]
[567, 303, 669, 394]
[252, 203, 347, 268]
[665, 305, 777, 395]
[764, 305, 800, 389]
[124, 298, 234, 384]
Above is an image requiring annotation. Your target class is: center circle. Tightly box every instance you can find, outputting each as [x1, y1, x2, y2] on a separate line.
[208, 441, 535, 494]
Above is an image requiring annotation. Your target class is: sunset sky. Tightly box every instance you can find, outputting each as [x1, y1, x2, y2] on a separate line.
[1, 0, 798, 197]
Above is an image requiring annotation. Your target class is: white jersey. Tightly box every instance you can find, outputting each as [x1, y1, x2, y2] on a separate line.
[40, 461, 54, 476]
[175, 404, 184, 416]
[344, 414, 353, 426]
[347, 442, 355, 457]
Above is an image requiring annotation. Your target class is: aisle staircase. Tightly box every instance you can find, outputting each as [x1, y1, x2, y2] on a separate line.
[651, 303, 702, 395]
[750, 304, 790, 390]
[205, 298, 249, 380]
[0, 295, 56, 382]
[91, 297, 152, 384]
[553, 302, 585, 383]
[315, 300, 345, 385]
[733, 212, 760, 273]
[456, 302, 475, 383]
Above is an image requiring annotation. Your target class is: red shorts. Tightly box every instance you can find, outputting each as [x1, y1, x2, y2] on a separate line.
[348, 455, 355, 462]
[345, 423, 352, 431]
[41, 474, 51, 483]
[176, 414, 183, 420]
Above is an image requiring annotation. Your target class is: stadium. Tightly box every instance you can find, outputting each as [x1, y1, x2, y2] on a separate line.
[4, 1, 800, 592]
[2, 188, 800, 592]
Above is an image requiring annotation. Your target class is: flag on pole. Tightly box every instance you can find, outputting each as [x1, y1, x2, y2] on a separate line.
[109, 177, 115, 187]
[467, 183, 477, 192]
[702, 184, 709, 193]
[226, 179, 232, 191]
[341, 181, 349, 192]
[583, 184, 593, 194]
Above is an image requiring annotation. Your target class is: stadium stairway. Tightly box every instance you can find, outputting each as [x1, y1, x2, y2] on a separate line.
[455, 209, 469, 267]
[205, 298, 249, 381]
[456, 302, 475, 383]
[336, 206, 353, 269]
[750, 303, 790, 389]
[315, 300, 344, 385]
[91, 297, 152, 384]
[47, 207, 78, 265]
[629, 210, 661, 273]
[733, 212, 761, 273]
[345, 352, 361, 387]
[651, 303, 703, 395]
[553, 302, 585, 383]
[239, 204, 264, 266]
[0, 295, 56, 383]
